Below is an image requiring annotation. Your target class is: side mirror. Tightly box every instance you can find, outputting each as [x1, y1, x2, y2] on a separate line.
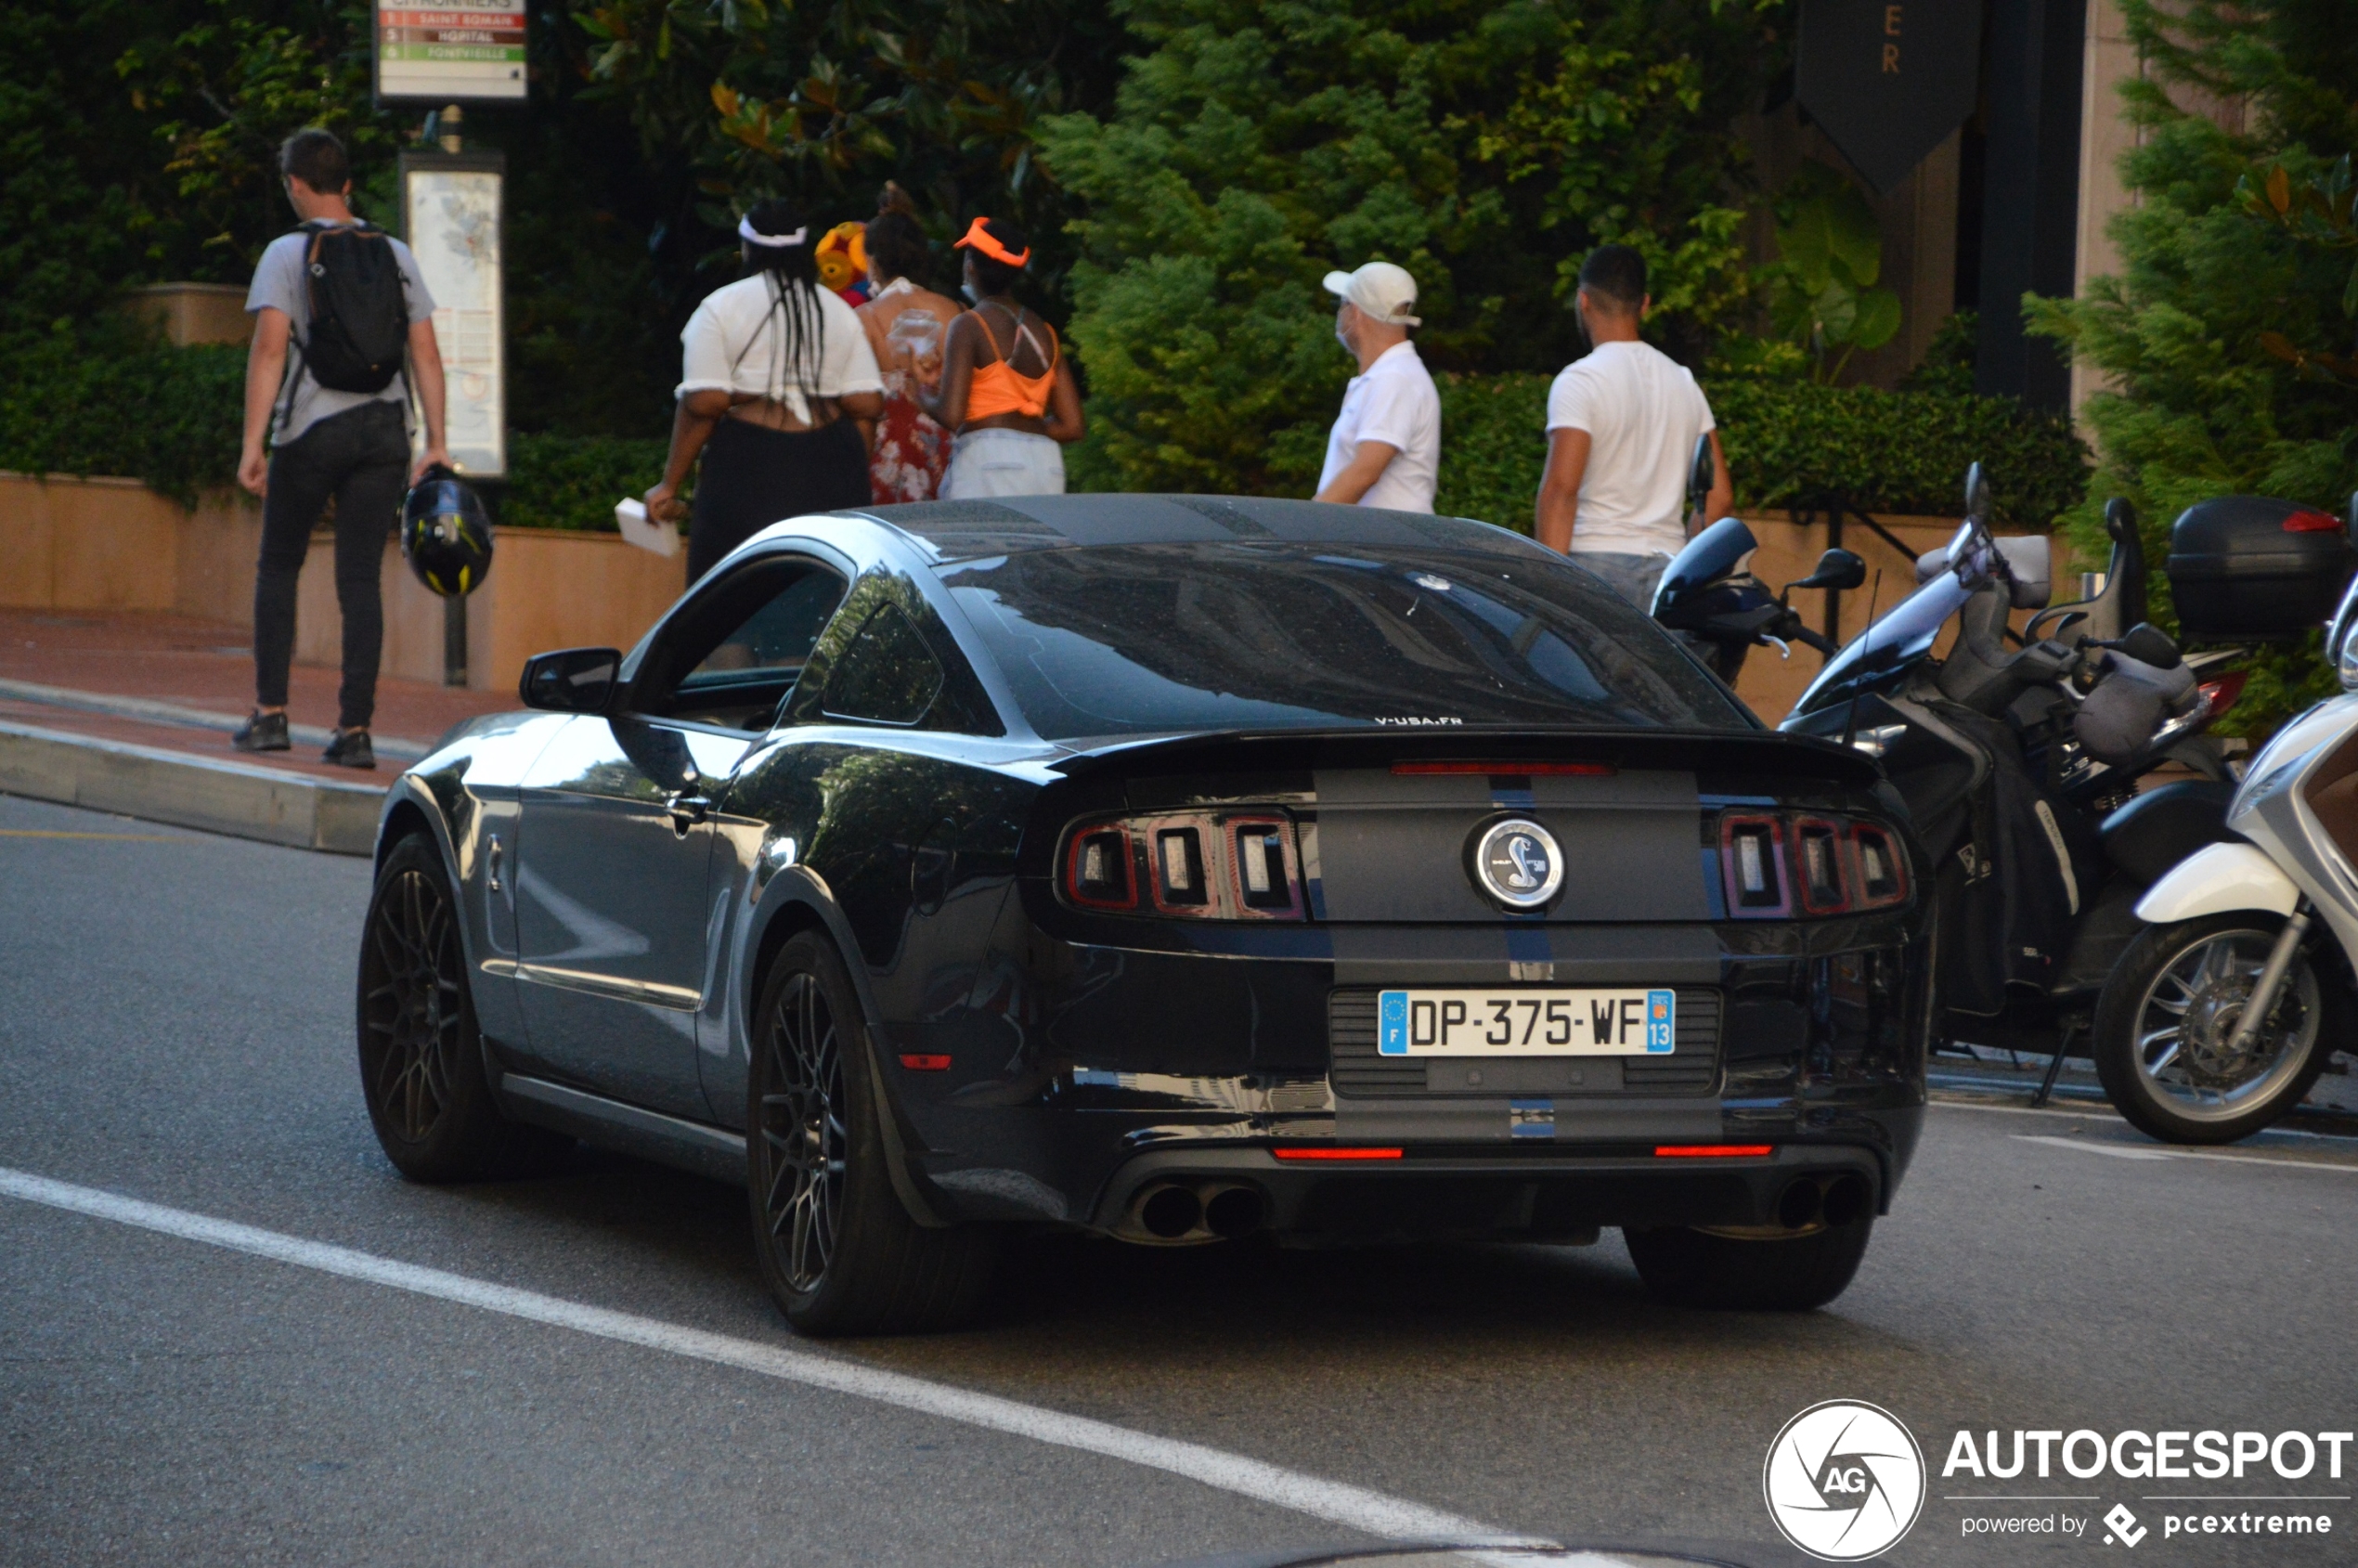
[1963, 461, 1991, 526]
[520, 647, 622, 714]
[1686, 434, 1716, 517]
[2105, 497, 2137, 544]
[2115, 622, 2183, 670]
[1787, 548, 1867, 594]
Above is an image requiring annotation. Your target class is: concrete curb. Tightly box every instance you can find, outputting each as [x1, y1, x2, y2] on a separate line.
[0, 719, 382, 855]
[0, 678, 434, 762]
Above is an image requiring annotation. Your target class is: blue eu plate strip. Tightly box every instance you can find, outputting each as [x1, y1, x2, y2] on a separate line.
[1645, 989, 1676, 1053]
[1378, 991, 1408, 1056]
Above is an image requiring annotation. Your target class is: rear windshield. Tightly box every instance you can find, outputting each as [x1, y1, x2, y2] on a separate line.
[936, 542, 1749, 741]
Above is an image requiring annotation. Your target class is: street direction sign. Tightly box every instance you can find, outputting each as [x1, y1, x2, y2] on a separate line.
[374, 4, 527, 104]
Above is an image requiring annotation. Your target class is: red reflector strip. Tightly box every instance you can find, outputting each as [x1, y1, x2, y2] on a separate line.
[2283, 509, 2341, 533]
[1654, 1144, 1775, 1158]
[1391, 761, 1615, 776]
[898, 1054, 952, 1071]
[1272, 1147, 1404, 1161]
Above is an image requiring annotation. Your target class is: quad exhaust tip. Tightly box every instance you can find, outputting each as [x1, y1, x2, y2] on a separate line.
[1130, 1181, 1267, 1242]
[1777, 1173, 1873, 1231]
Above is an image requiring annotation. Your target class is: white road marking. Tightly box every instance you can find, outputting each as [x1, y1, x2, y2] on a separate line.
[2011, 1134, 2358, 1173]
[0, 1166, 1535, 1548]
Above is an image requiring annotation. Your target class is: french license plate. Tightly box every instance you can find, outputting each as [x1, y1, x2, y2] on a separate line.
[1377, 988, 1676, 1056]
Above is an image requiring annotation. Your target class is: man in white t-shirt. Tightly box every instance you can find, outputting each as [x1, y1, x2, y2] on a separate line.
[1535, 245, 1731, 609]
[1314, 262, 1440, 512]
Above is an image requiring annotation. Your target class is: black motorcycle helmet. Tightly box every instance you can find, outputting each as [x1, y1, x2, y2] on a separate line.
[400, 465, 493, 597]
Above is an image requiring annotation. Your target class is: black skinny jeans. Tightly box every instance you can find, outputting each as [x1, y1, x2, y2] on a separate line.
[253, 401, 409, 730]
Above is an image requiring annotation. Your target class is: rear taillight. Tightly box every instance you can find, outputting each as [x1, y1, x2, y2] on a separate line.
[1851, 823, 1906, 906]
[1717, 810, 1907, 918]
[1067, 826, 1136, 909]
[2283, 509, 2341, 533]
[1720, 815, 1789, 915]
[1060, 810, 1306, 920]
[1794, 818, 1848, 914]
[2197, 668, 2248, 718]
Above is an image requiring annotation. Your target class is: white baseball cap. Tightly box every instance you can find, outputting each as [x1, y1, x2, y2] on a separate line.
[1323, 261, 1421, 327]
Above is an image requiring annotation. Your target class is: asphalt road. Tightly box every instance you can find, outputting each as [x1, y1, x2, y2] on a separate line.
[4, 790, 2355, 1568]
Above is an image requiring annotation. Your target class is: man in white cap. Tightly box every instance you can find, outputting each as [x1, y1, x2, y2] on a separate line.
[1314, 261, 1439, 512]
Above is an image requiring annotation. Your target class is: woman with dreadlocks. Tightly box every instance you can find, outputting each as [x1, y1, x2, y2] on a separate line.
[646, 199, 884, 580]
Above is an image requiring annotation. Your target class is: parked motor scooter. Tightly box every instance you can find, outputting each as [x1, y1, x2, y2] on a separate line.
[1659, 463, 2245, 1085]
[2092, 505, 2358, 1143]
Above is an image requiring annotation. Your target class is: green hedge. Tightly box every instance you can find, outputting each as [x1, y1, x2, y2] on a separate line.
[0, 332, 245, 507]
[1435, 373, 2091, 533]
[5, 336, 2087, 535]
[500, 434, 671, 531]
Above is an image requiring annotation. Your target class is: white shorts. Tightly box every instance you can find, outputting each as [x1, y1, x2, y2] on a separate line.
[942, 428, 1066, 499]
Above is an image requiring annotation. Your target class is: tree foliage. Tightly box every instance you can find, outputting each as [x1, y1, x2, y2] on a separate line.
[1040, 0, 1785, 496]
[2027, 0, 2358, 730]
[1757, 162, 1901, 383]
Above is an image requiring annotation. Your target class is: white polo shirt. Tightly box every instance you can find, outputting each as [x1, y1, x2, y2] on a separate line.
[1318, 341, 1440, 512]
[1544, 339, 1716, 557]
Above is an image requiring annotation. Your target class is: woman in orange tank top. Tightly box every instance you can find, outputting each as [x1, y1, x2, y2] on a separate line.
[918, 216, 1084, 499]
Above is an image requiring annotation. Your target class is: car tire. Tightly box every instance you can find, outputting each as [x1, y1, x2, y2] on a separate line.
[1623, 1216, 1873, 1311]
[356, 834, 569, 1182]
[748, 932, 996, 1336]
[2092, 913, 2344, 1145]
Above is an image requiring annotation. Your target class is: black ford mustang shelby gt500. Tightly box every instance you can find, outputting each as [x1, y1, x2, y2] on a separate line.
[361, 495, 1929, 1332]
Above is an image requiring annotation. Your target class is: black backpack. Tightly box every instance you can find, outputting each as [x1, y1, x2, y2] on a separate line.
[291, 221, 410, 394]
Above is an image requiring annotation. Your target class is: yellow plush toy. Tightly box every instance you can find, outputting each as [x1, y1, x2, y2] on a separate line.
[815, 220, 869, 301]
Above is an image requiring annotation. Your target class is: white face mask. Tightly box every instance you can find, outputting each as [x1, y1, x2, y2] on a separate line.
[962, 280, 981, 305]
[1335, 310, 1355, 356]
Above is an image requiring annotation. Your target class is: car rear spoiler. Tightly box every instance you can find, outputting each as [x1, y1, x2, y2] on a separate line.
[1045, 726, 1882, 788]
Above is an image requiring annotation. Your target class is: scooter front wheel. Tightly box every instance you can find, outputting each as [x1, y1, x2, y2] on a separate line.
[2092, 914, 2345, 1144]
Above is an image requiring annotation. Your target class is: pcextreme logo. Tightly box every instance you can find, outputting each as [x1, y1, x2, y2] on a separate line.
[1763, 1400, 1927, 1562]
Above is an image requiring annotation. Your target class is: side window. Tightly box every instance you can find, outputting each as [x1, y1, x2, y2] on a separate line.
[822, 603, 944, 726]
[639, 559, 846, 732]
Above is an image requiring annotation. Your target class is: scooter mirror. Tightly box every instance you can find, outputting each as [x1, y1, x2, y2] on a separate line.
[1963, 462, 1991, 527]
[1788, 548, 1867, 594]
[1686, 434, 1716, 520]
[2105, 496, 2137, 544]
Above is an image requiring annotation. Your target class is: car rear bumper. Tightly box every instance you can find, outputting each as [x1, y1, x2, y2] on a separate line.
[1088, 1139, 1892, 1246]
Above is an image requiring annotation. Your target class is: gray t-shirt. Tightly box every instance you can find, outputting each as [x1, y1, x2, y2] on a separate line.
[246, 225, 436, 447]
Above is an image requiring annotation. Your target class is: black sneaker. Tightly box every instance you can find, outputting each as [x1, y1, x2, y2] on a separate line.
[232, 710, 290, 753]
[322, 728, 376, 771]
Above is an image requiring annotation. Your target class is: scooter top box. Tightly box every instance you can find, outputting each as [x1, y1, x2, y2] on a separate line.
[2166, 495, 2356, 641]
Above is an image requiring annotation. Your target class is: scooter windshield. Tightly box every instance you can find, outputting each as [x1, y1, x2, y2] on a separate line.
[1787, 568, 1973, 718]
[1787, 513, 1997, 719]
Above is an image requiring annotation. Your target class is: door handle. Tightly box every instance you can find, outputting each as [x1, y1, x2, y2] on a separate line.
[666, 793, 711, 836]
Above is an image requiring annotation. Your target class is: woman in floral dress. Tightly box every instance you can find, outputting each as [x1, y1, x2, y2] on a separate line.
[856, 188, 957, 504]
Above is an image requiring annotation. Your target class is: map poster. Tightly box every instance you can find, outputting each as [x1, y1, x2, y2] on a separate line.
[401, 155, 506, 478]
[375, 4, 527, 103]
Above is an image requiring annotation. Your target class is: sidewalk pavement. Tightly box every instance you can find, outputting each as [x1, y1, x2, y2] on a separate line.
[0, 608, 514, 854]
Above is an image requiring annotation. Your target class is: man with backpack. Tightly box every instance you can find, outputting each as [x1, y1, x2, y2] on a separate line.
[234, 127, 448, 769]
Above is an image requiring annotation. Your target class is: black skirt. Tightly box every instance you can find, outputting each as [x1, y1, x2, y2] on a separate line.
[688, 415, 871, 581]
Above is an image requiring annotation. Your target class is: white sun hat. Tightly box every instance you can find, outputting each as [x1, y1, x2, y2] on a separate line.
[1322, 261, 1421, 327]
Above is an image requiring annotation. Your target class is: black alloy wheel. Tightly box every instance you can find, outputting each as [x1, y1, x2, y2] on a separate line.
[758, 967, 848, 1295]
[747, 932, 997, 1335]
[356, 836, 566, 1181]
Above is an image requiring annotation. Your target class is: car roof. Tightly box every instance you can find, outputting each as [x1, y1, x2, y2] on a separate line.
[835, 494, 1550, 564]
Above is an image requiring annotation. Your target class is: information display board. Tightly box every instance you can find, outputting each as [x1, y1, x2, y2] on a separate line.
[375, 4, 527, 103]
[401, 154, 507, 478]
